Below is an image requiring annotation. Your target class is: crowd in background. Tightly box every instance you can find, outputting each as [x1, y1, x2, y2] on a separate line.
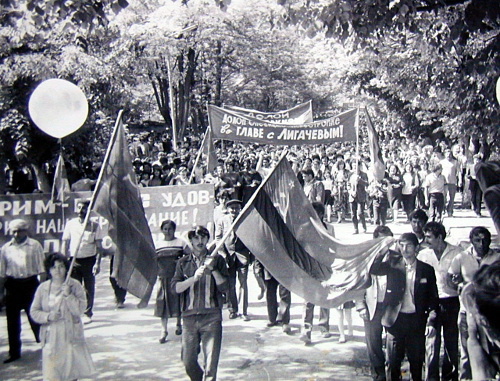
[2, 127, 500, 381]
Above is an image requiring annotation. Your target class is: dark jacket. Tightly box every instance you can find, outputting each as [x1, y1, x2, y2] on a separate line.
[370, 250, 439, 329]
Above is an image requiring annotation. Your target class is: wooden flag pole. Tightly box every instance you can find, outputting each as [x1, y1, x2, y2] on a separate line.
[65, 110, 124, 282]
[208, 150, 289, 257]
[189, 128, 209, 183]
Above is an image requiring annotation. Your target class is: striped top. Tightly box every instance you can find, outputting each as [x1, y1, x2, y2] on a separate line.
[171, 253, 228, 317]
[155, 237, 190, 278]
[0, 237, 45, 279]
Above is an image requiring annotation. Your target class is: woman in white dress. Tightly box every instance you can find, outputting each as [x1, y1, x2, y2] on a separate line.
[31, 253, 95, 381]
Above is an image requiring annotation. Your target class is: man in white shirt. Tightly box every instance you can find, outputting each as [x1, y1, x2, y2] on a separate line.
[62, 200, 104, 324]
[447, 226, 500, 380]
[418, 221, 463, 381]
[440, 149, 459, 217]
[0, 219, 45, 363]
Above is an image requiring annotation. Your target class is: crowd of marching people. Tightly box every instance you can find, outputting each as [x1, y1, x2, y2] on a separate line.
[1, 128, 499, 381]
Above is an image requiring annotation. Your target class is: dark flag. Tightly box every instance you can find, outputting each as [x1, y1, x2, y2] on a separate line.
[51, 153, 71, 203]
[365, 108, 386, 182]
[202, 128, 217, 174]
[92, 111, 157, 304]
[232, 154, 393, 308]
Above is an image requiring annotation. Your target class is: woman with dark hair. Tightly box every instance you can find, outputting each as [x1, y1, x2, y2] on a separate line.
[401, 163, 419, 221]
[30, 253, 95, 380]
[331, 159, 350, 223]
[385, 164, 403, 223]
[154, 220, 190, 344]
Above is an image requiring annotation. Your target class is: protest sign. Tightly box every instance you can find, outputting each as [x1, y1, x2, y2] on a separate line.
[223, 101, 313, 124]
[0, 184, 214, 253]
[208, 105, 357, 145]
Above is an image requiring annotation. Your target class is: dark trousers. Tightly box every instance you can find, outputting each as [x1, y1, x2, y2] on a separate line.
[351, 200, 367, 231]
[303, 302, 330, 333]
[5, 276, 40, 358]
[429, 193, 445, 222]
[227, 264, 249, 316]
[469, 179, 482, 215]
[364, 305, 386, 381]
[386, 313, 426, 381]
[373, 199, 388, 226]
[182, 313, 222, 381]
[401, 193, 416, 220]
[109, 255, 126, 303]
[425, 297, 460, 381]
[71, 256, 96, 317]
[265, 277, 291, 324]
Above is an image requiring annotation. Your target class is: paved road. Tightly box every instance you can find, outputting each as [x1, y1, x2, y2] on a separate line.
[1, 207, 496, 380]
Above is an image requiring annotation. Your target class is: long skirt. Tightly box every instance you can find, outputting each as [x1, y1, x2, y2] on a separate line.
[154, 276, 180, 318]
[43, 320, 95, 381]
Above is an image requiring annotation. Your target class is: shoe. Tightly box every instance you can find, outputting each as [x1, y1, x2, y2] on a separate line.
[282, 324, 292, 334]
[242, 314, 251, 321]
[321, 331, 332, 338]
[159, 332, 168, 344]
[353, 229, 359, 235]
[175, 326, 182, 336]
[82, 315, 92, 324]
[338, 336, 346, 343]
[300, 332, 311, 345]
[3, 356, 20, 364]
[257, 290, 265, 300]
[116, 301, 125, 309]
[267, 321, 279, 327]
[363, 229, 368, 234]
[229, 312, 239, 319]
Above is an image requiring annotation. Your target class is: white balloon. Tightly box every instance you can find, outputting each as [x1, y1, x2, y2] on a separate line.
[29, 78, 88, 138]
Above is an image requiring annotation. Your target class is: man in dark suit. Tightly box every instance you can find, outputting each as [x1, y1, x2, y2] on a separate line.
[371, 232, 439, 381]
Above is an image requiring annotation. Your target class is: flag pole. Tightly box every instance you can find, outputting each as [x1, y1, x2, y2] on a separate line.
[355, 107, 360, 173]
[65, 110, 125, 282]
[189, 128, 209, 183]
[208, 150, 289, 257]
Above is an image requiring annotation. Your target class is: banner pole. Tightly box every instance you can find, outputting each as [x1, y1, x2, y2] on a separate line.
[65, 110, 124, 283]
[355, 107, 360, 174]
[58, 141, 66, 234]
[189, 128, 208, 183]
[208, 150, 289, 257]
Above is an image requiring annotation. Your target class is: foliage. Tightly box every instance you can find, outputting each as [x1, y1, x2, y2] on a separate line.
[0, 0, 133, 174]
[276, 0, 500, 146]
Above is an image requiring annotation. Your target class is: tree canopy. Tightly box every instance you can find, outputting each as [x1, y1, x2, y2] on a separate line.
[1, 0, 498, 184]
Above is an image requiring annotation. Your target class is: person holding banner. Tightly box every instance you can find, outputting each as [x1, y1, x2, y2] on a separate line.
[30, 253, 96, 381]
[61, 200, 104, 324]
[172, 225, 228, 381]
[0, 219, 45, 363]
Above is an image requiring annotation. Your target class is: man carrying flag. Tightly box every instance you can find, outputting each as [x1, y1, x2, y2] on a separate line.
[215, 152, 393, 310]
